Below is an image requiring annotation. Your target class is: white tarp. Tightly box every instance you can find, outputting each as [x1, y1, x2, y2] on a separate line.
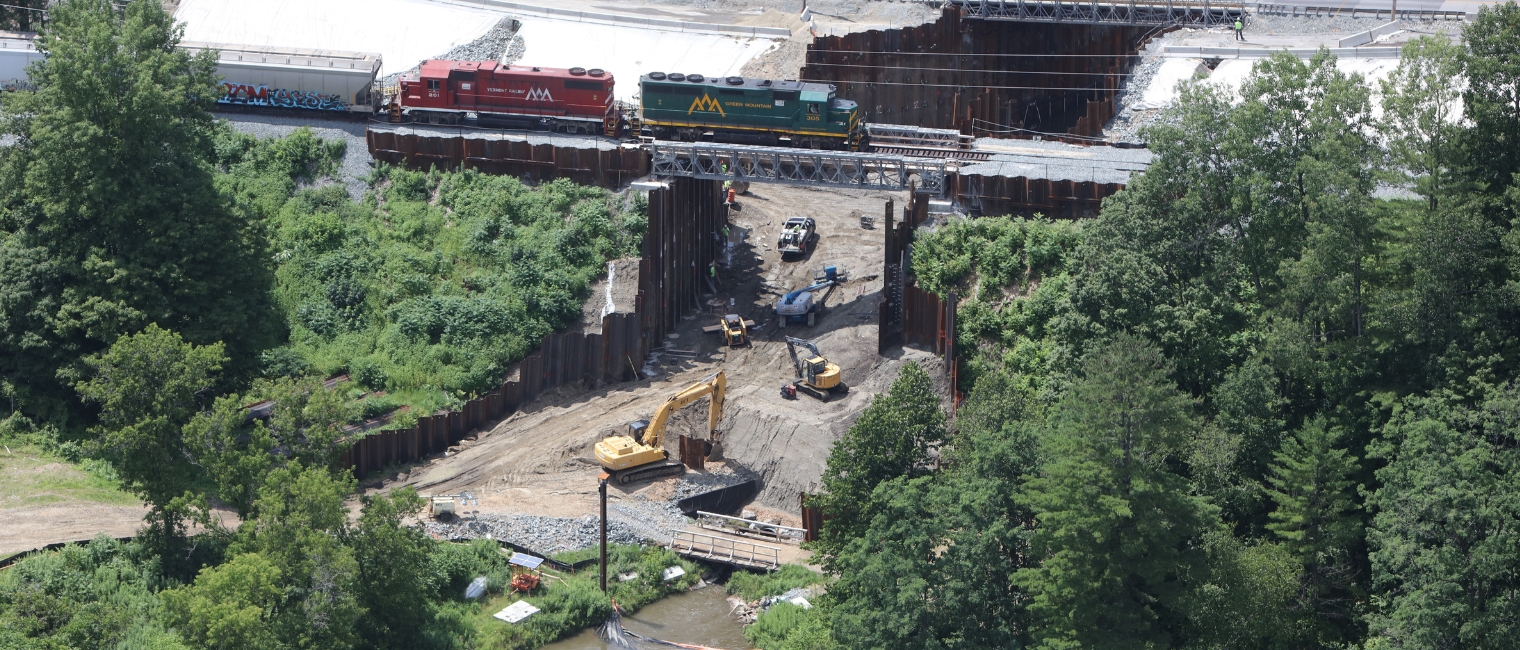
[493, 600, 540, 624]
[175, 0, 501, 77]
[513, 19, 782, 101]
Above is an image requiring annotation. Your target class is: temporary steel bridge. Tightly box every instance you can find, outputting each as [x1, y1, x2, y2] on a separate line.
[943, 0, 1244, 26]
[647, 142, 949, 193]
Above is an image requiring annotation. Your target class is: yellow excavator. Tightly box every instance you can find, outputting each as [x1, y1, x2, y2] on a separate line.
[595, 371, 726, 485]
[782, 337, 847, 402]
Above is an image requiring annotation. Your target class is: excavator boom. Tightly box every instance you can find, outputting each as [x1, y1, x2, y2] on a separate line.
[596, 370, 727, 484]
[640, 371, 726, 448]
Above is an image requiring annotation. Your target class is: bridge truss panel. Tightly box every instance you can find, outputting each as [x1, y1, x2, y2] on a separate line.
[948, 0, 1244, 26]
[648, 142, 947, 194]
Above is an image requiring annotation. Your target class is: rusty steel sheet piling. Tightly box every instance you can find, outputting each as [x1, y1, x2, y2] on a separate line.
[340, 179, 725, 480]
[367, 126, 649, 188]
[802, 7, 1157, 141]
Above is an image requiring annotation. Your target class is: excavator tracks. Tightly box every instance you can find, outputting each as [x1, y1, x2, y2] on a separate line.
[612, 460, 687, 486]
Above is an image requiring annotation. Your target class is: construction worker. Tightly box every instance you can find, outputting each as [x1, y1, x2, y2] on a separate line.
[722, 225, 730, 242]
[1234, 18, 1244, 41]
[709, 261, 721, 288]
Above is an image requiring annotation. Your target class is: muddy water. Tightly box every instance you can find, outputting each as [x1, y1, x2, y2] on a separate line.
[542, 586, 750, 650]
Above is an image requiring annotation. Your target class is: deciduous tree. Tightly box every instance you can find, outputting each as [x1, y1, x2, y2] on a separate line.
[0, 0, 277, 425]
[809, 362, 946, 565]
[75, 324, 225, 553]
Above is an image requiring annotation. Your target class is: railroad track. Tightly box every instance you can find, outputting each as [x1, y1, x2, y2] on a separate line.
[871, 145, 993, 162]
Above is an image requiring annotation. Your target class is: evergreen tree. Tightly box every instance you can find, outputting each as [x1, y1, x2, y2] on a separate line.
[1266, 419, 1362, 559]
[1016, 336, 1216, 650]
[0, 0, 277, 425]
[1265, 418, 1364, 641]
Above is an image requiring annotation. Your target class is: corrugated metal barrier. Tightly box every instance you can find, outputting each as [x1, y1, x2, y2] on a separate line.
[340, 178, 725, 479]
[366, 128, 649, 187]
[948, 173, 1126, 218]
[801, 6, 1155, 141]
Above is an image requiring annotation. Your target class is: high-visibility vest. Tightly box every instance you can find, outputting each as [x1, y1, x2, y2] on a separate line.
[1235, 20, 1242, 29]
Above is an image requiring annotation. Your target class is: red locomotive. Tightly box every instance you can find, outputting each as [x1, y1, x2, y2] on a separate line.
[395, 60, 615, 135]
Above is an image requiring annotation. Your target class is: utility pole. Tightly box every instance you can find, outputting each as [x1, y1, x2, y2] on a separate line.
[599, 473, 609, 593]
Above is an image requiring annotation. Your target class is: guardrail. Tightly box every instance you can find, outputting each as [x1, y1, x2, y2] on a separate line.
[432, 0, 794, 37]
[946, 0, 1245, 26]
[669, 530, 782, 570]
[696, 511, 806, 545]
[1252, 3, 1467, 20]
[1160, 45, 1403, 58]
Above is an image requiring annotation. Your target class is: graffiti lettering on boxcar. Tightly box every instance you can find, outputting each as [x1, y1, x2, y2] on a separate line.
[218, 82, 347, 111]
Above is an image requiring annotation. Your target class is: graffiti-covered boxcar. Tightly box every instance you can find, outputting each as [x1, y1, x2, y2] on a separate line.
[181, 41, 383, 114]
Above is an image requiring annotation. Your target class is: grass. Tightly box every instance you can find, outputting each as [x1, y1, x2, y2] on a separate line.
[456, 542, 701, 650]
[726, 563, 827, 602]
[0, 443, 140, 510]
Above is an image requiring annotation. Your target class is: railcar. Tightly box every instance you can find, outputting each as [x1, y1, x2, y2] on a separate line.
[396, 60, 615, 135]
[638, 73, 865, 150]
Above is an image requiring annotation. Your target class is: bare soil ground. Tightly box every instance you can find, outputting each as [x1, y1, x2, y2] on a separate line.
[0, 505, 152, 557]
[370, 184, 947, 531]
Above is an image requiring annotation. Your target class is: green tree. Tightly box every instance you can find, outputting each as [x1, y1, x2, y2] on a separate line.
[1016, 336, 1215, 650]
[350, 487, 436, 650]
[75, 324, 225, 554]
[1266, 419, 1362, 559]
[162, 553, 284, 650]
[822, 367, 1041, 649]
[1264, 418, 1363, 640]
[1382, 37, 1465, 212]
[809, 362, 946, 565]
[1461, 2, 1520, 195]
[229, 462, 363, 649]
[182, 377, 359, 520]
[1182, 532, 1308, 649]
[181, 394, 277, 520]
[1365, 384, 1520, 648]
[0, 0, 277, 424]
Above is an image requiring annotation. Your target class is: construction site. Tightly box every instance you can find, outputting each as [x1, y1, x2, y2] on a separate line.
[0, 0, 1493, 645]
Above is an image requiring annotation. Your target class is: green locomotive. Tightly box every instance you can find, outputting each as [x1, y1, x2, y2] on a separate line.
[639, 73, 865, 150]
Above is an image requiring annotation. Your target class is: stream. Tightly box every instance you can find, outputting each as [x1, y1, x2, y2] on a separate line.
[542, 585, 750, 650]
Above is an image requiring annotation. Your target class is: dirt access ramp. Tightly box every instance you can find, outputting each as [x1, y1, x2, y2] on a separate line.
[384, 184, 948, 521]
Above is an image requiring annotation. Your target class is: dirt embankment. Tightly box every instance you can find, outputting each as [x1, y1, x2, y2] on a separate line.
[374, 184, 948, 528]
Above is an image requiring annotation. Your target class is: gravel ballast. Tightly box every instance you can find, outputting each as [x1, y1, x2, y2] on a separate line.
[221, 113, 374, 199]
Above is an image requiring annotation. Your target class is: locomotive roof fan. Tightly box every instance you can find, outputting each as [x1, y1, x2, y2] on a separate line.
[648, 71, 666, 80]
[687, 73, 704, 82]
[570, 67, 587, 75]
[589, 69, 606, 77]
[726, 76, 744, 85]
[668, 73, 685, 81]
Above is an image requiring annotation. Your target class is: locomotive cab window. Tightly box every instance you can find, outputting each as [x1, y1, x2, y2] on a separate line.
[808, 104, 819, 115]
[427, 80, 440, 91]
